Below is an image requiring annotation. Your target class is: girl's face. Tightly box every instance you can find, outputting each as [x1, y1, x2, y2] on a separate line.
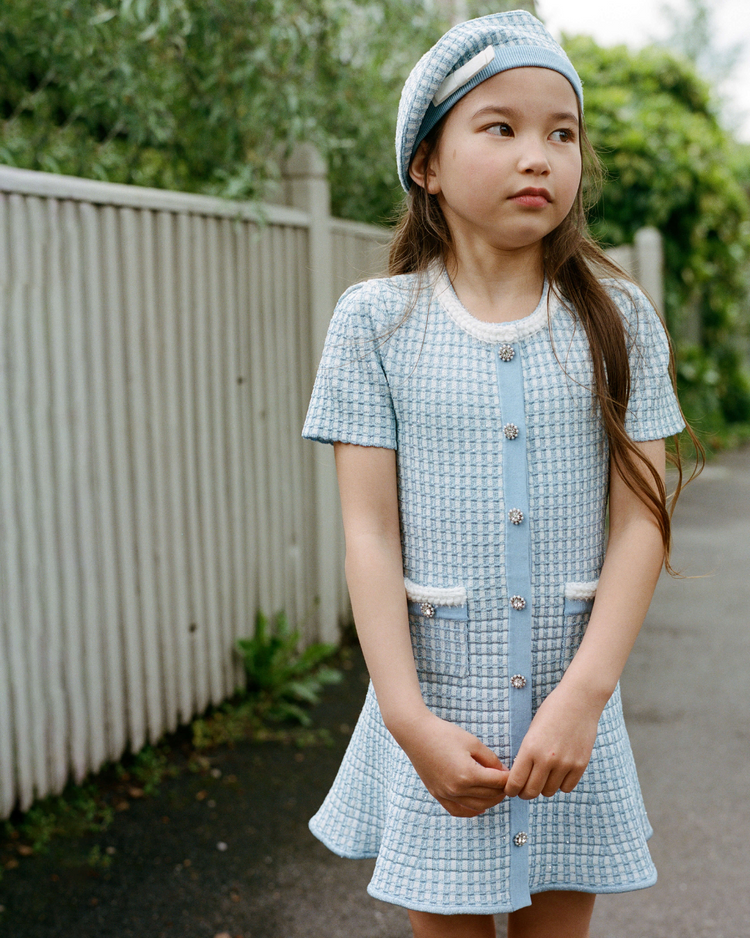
[411, 67, 582, 256]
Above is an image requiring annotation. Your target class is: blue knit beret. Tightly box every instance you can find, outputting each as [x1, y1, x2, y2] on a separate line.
[396, 10, 583, 191]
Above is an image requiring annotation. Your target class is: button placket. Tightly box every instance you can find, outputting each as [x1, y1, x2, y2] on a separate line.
[494, 338, 532, 909]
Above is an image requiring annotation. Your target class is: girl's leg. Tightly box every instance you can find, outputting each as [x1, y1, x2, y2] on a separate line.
[507, 891, 595, 938]
[408, 910, 497, 938]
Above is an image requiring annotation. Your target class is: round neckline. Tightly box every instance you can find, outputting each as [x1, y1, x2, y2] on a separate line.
[433, 265, 555, 344]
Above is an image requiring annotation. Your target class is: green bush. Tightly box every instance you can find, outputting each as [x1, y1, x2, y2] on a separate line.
[566, 37, 750, 431]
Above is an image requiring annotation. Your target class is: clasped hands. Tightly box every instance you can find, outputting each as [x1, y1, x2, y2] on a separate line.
[392, 685, 601, 818]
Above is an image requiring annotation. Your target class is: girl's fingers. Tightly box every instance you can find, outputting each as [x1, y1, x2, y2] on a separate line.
[559, 768, 585, 794]
[540, 767, 569, 798]
[439, 790, 506, 816]
[516, 762, 550, 800]
[468, 765, 509, 791]
[470, 740, 507, 771]
[503, 754, 533, 798]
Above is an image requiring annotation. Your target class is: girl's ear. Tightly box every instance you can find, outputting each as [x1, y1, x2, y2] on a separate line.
[409, 140, 440, 194]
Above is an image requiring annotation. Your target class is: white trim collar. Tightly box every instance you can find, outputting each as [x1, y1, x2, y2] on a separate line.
[433, 265, 555, 344]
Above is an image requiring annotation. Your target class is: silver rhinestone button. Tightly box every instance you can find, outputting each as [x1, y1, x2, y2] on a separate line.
[510, 595, 526, 611]
[510, 674, 527, 689]
[503, 423, 519, 440]
[419, 602, 436, 618]
[498, 344, 515, 362]
[513, 832, 529, 847]
[508, 508, 524, 525]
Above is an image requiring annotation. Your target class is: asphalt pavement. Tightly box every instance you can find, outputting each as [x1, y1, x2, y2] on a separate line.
[589, 445, 750, 938]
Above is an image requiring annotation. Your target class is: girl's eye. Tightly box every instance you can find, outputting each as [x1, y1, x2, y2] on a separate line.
[551, 128, 575, 143]
[487, 123, 513, 137]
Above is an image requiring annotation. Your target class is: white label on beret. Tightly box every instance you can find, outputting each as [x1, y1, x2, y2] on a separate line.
[432, 45, 496, 106]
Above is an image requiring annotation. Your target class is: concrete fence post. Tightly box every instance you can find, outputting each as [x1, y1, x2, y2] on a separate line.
[634, 226, 664, 318]
[282, 144, 340, 643]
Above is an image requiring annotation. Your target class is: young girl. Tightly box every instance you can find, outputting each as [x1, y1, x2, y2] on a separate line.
[303, 11, 698, 938]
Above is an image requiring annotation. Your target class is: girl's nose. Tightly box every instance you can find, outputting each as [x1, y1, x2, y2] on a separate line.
[517, 141, 551, 175]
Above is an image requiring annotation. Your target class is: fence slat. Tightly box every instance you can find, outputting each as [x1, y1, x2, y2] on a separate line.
[140, 208, 179, 733]
[220, 217, 248, 684]
[190, 215, 225, 705]
[156, 210, 194, 724]
[46, 198, 91, 782]
[101, 205, 147, 755]
[176, 212, 209, 715]
[0, 196, 36, 810]
[7, 201, 52, 801]
[205, 216, 233, 698]
[62, 200, 109, 776]
[235, 222, 260, 644]
[80, 201, 128, 761]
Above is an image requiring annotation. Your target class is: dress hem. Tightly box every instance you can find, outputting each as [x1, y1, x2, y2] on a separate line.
[366, 870, 657, 916]
[308, 818, 379, 861]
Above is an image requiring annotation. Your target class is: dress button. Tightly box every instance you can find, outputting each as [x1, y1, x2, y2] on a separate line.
[513, 832, 529, 847]
[508, 508, 524, 525]
[509, 595, 526, 611]
[510, 674, 527, 689]
[498, 343, 515, 362]
[419, 602, 436, 618]
[503, 423, 519, 440]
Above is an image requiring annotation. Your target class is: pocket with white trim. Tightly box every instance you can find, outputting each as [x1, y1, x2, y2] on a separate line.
[405, 577, 469, 679]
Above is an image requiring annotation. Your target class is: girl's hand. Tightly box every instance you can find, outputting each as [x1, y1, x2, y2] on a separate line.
[503, 683, 602, 800]
[391, 710, 509, 818]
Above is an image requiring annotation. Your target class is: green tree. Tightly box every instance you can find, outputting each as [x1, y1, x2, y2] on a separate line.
[0, 0, 444, 216]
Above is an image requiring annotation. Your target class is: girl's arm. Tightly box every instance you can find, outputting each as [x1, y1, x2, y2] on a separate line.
[504, 438, 667, 800]
[334, 441, 508, 816]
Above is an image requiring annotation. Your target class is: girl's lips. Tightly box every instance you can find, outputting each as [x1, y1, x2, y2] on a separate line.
[509, 188, 552, 208]
[511, 194, 550, 207]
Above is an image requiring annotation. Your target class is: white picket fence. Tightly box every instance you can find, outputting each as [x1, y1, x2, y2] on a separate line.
[0, 151, 663, 819]
[0, 153, 388, 817]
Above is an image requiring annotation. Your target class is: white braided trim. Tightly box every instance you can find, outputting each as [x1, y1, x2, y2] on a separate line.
[404, 578, 467, 607]
[564, 580, 599, 601]
[434, 267, 555, 344]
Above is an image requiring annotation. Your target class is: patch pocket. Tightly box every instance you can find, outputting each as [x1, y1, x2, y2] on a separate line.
[561, 580, 598, 671]
[405, 578, 469, 679]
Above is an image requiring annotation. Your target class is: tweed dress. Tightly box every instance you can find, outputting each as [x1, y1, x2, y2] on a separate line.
[302, 268, 684, 915]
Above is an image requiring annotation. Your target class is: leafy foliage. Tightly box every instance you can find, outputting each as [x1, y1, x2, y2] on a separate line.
[0, 0, 443, 218]
[566, 37, 750, 434]
[236, 611, 342, 726]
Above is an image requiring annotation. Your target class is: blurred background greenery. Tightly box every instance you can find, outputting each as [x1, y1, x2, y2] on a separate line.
[1, 0, 748, 446]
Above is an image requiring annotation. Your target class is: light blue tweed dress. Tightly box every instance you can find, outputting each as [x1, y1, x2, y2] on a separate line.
[302, 268, 684, 915]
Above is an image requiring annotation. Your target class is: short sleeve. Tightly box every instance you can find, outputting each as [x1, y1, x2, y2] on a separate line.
[608, 282, 685, 441]
[302, 282, 398, 449]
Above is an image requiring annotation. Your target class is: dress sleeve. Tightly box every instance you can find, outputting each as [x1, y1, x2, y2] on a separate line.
[609, 282, 686, 441]
[302, 282, 398, 449]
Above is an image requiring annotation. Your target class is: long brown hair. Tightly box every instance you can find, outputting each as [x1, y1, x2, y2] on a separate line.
[388, 115, 703, 574]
